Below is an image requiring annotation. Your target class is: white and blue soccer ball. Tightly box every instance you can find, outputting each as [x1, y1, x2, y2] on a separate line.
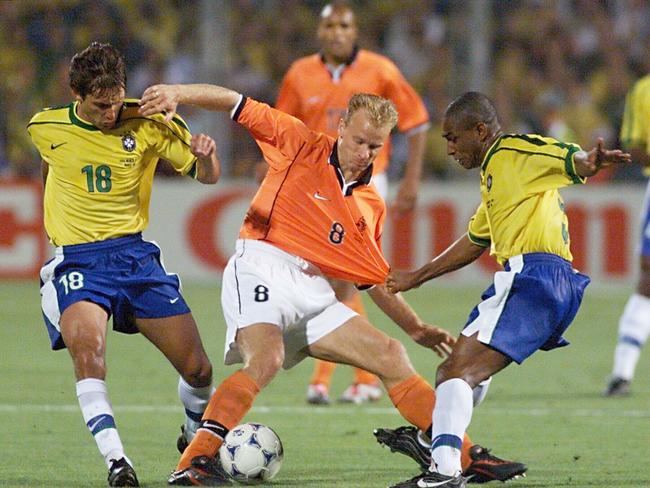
[218, 422, 284, 484]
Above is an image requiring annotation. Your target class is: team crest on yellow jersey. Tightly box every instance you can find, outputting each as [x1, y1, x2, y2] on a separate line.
[486, 174, 493, 191]
[122, 133, 136, 152]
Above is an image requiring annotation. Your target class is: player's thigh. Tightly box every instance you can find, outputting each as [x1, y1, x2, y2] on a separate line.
[436, 333, 511, 388]
[328, 278, 358, 302]
[235, 323, 285, 387]
[307, 315, 415, 384]
[59, 300, 110, 377]
[136, 313, 211, 385]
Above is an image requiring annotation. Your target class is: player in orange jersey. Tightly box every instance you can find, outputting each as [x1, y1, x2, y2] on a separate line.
[139, 83, 526, 486]
[275, 1, 430, 405]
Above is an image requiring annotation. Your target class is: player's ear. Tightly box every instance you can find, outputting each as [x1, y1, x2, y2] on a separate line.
[338, 117, 346, 138]
[71, 89, 83, 103]
[476, 122, 489, 141]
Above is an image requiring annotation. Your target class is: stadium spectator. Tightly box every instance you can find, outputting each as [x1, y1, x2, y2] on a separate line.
[26, 42, 221, 487]
[604, 73, 650, 396]
[138, 83, 526, 486]
[383, 92, 631, 488]
[272, 1, 430, 405]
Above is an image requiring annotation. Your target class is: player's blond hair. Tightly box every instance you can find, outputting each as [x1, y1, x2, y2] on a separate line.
[344, 93, 398, 130]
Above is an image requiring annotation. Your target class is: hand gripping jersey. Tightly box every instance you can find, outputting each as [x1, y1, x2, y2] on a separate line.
[28, 100, 197, 246]
[275, 49, 429, 175]
[234, 96, 389, 286]
[467, 134, 586, 265]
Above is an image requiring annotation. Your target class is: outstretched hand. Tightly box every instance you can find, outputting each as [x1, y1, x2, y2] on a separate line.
[411, 324, 456, 358]
[139, 84, 180, 122]
[386, 270, 420, 294]
[578, 137, 632, 176]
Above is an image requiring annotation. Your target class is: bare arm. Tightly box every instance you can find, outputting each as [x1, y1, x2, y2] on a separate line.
[139, 84, 242, 122]
[573, 137, 632, 177]
[386, 233, 486, 293]
[190, 134, 221, 184]
[394, 129, 427, 215]
[367, 284, 455, 357]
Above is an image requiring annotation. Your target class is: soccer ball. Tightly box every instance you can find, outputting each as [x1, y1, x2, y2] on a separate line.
[219, 422, 284, 484]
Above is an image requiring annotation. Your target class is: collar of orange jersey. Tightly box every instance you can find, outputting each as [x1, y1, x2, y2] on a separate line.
[320, 45, 359, 67]
[330, 141, 373, 195]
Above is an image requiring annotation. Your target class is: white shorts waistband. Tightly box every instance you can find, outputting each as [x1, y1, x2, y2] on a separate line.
[235, 239, 323, 275]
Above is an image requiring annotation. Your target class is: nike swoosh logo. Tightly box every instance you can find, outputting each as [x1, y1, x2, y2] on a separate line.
[50, 142, 67, 150]
[88, 416, 106, 432]
[313, 192, 329, 201]
[170, 297, 180, 304]
[417, 479, 457, 487]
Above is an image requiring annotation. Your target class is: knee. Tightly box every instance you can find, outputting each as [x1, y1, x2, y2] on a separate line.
[376, 338, 414, 379]
[72, 348, 106, 380]
[436, 358, 476, 388]
[181, 356, 213, 388]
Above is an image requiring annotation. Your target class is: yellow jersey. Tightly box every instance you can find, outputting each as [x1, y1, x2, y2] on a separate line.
[467, 134, 585, 265]
[620, 74, 650, 175]
[28, 100, 197, 246]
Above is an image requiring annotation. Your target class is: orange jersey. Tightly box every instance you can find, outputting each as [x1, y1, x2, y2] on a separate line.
[235, 96, 389, 285]
[276, 49, 429, 175]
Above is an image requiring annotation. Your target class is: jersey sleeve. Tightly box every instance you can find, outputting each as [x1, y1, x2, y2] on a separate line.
[380, 59, 429, 133]
[150, 114, 197, 176]
[467, 202, 491, 247]
[275, 66, 303, 119]
[620, 79, 650, 151]
[234, 97, 316, 171]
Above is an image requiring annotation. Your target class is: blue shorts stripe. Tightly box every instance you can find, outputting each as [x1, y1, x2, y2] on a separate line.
[431, 434, 463, 451]
[185, 408, 203, 423]
[619, 335, 643, 348]
[87, 413, 116, 435]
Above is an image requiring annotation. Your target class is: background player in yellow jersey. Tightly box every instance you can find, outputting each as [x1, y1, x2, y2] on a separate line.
[604, 74, 650, 397]
[275, 0, 430, 405]
[27, 42, 221, 487]
[383, 92, 631, 488]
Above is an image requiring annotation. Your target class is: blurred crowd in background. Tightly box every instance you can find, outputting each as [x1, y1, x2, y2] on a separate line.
[2, 0, 649, 182]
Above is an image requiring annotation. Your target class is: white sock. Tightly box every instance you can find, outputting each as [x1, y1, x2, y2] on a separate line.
[431, 378, 473, 476]
[612, 293, 650, 380]
[76, 378, 131, 469]
[472, 377, 492, 407]
[178, 377, 214, 441]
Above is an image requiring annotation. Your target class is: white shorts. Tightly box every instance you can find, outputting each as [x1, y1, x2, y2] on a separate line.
[221, 239, 358, 369]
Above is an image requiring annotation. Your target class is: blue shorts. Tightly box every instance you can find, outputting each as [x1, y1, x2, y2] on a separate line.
[638, 180, 650, 256]
[462, 253, 590, 364]
[39, 233, 190, 350]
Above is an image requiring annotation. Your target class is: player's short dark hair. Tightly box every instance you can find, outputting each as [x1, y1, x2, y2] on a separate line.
[69, 42, 126, 98]
[445, 91, 499, 130]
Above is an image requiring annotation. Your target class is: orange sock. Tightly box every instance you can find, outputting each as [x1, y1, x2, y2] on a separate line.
[388, 374, 474, 471]
[177, 370, 260, 470]
[309, 359, 337, 387]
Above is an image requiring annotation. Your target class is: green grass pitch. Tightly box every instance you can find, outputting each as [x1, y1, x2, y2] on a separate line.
[1, 280, 649, 487]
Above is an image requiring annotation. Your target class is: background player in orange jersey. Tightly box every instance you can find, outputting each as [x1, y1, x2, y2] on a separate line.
[274, 0, 431, 405]
[139, 83, 525, 486]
